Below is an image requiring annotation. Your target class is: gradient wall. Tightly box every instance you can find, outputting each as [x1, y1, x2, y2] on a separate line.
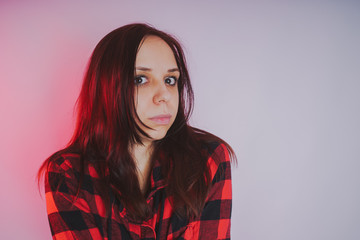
[1, 1, 360, 239]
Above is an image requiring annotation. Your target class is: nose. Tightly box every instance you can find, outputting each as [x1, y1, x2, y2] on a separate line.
[153, 82, 170, 104]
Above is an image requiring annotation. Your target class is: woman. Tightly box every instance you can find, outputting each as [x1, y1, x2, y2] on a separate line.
[39, 23, 236, 240]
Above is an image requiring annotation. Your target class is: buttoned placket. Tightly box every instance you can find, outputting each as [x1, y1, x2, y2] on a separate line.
[117, 158, 167, 239]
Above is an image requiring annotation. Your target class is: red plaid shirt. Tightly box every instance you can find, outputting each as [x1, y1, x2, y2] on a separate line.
[45, 142, 232, 239]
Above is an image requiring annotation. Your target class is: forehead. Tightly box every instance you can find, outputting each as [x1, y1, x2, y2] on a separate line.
[135, 35, 178, 69]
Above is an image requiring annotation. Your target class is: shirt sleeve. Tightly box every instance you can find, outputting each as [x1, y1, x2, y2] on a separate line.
[45, 157, 107, 240]
[184, 143, 233, 240]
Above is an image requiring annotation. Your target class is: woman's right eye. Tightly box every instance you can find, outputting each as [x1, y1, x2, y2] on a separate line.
[134, 75, 148, 85]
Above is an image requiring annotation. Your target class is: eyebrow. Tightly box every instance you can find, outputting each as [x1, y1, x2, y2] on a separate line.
[135, 67, 180, 73]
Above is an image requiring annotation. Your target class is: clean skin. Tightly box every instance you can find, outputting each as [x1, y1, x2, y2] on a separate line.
[131, 35, 180, 193]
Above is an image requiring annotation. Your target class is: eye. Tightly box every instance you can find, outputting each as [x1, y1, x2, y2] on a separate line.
[165, 76, 177, 86]
[134, 75, 148, 85]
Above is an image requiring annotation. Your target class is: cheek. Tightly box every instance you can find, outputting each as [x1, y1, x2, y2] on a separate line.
[135, 89, 152, 117]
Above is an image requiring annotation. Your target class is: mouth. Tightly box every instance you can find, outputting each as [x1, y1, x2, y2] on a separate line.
[149, 114, 172, 125]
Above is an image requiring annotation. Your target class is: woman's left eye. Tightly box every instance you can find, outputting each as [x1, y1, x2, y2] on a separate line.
[165, 76, 177, 86]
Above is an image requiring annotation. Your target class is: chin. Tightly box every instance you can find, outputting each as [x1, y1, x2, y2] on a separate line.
[147, 129, 168, 141]
[150, 133, 167, 141]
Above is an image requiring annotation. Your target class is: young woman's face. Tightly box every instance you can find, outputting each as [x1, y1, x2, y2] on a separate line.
[134, 35, 180, 143]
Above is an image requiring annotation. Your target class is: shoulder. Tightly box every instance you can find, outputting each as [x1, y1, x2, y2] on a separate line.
[47, 152, 81, 178]
[45, 151, 100, 195]
[200, 140, 231, 183]
[47, 151, 100, 178]
[201, 141, 230, 162]
[45, 152, 82, 193]
[191, 127, 232, 165]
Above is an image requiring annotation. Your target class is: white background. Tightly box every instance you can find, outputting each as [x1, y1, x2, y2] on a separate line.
[1, 1, 359, 239]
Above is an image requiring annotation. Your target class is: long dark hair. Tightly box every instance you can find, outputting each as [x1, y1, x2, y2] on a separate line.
[38, 23, 235, 220]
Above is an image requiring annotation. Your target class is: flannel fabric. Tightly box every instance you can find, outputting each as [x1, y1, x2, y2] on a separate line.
[45, 142, 232, 239]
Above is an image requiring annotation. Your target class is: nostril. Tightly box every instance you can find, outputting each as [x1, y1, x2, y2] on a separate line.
[153, 86, 171, 103]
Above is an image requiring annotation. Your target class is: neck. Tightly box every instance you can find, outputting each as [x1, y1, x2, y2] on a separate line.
[130, 141, 154, 194]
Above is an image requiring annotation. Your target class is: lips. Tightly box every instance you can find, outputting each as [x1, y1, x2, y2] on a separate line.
[149, 114, 172, 125]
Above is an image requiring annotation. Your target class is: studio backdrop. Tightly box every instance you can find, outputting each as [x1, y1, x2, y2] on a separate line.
[1, 1, 359, 239]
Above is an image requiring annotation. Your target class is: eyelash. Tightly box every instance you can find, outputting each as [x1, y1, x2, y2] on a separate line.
[134, 75, 178, 86]
[165, 76, 178, 86]
[134, 75, 148, 85]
